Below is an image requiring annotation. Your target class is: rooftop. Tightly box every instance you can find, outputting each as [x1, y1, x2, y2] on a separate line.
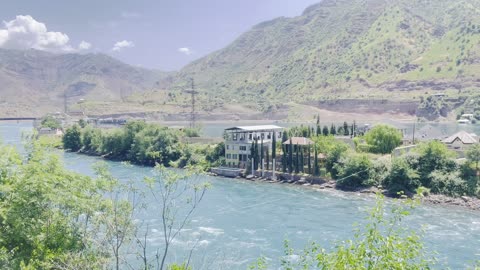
[225, 125, 283, 132]
[283, 137, 314, 145]
[443, 131, 478, 144]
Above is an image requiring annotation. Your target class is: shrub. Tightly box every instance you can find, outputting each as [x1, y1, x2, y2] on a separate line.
[336, 154, 372, 189]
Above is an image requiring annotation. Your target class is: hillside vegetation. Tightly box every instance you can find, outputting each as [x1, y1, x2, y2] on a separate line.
[172, 0, 480, 114]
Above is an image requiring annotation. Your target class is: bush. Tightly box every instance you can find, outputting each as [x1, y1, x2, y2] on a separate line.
[384, 157, 421, 196]
[336, 154, 373, 189]
[429, 170, 468, 197]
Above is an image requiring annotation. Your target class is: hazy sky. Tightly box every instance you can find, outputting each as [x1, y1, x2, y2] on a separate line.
[0, 0, 321, 71]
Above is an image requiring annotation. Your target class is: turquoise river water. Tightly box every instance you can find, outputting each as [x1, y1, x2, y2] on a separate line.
[1, 121, 480, 269]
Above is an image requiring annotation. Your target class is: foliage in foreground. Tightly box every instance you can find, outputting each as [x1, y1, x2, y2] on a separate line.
[251, 196, 435, 270]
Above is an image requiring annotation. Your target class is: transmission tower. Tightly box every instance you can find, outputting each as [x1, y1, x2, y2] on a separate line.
[184, 78, 198, 128]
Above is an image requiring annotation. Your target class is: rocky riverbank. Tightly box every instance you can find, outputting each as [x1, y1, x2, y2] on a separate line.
[218, 172, 480, 211]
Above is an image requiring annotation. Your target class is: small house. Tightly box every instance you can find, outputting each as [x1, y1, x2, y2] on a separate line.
[442, 131, 478, 152]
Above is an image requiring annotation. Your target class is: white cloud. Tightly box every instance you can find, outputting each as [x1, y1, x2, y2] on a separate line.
[178, 47, 193, 55]
[112, 40, 134, 51]
[0, 15, 76, 52]
[78, 41, 91, 50]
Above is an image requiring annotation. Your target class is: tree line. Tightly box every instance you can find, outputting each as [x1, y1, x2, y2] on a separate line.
[63, 121, 225, 170]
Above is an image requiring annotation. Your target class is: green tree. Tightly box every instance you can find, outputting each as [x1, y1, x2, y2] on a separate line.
[385, 156, 421, 195]
[144, 166, 209, 270]
[316, 125, 321, 136]
[467, 144, 480, 171]
[336, 154, 372, 189]
[288, 139, 294, 173]
[40, 115, 62, 129]
[330, 124, 337, 135]
[322, 125, 329, 136]
[63, 124, 82, 151]
[416, 141, 456, 187]
[295, 143, 300, 173]
[307, 145, 312, 175]
[343, 121, 350, 136]
[364, 125, 403, 154]
[282, 144, 287, 173]
[314, 146, 320, 176]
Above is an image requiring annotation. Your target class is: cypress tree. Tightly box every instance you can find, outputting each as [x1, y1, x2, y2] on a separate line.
[350, 124, 354, 138]
[300, 146, 304, 173]
[260, 137, 264, 171]
[322, 125, 329, 136]
[343, 121, 349, 136]
[330, 124, 336, 135]
[316, 114, 320, 126]
[316, 125, 321, 136]
[282, 131, 288, 143]
[282, 144, 287, 173]
[314, 145, 320, 176]
[295, 143, 300, 174]
[288, 138, 293, 173]
[337, 126, 344, 135]
[253, 139, 258, 171]
[250, 141, 255, 174]
[308, 144, 312, 174]
[272, 131, 276, 174]
[266, 146, 270, 171]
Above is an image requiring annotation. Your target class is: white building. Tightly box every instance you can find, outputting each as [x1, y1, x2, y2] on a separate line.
[223, 125, 284, 168]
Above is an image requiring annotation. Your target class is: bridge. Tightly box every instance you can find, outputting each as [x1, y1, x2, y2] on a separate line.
[0, 117, 38, 121]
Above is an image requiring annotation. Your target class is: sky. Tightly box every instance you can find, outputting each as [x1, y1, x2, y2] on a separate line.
[0, 0, 321, 71]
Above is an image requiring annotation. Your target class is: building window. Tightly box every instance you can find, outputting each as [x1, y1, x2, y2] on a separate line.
[240, 146, 247, 151]
[232, 145, 235, 150]
[233, 133, 238, 141]
[226, 154, 231, 159]
[226, 145, 230, 150]
[249, 133, 252, 140]
[232, 154, 238, 160]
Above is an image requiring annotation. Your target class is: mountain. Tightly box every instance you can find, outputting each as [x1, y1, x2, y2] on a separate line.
[0, 49, 172, 117]
[172, 0, 480, 117]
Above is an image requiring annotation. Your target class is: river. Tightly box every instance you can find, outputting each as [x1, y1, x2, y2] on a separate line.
[1, 121, 480, 269]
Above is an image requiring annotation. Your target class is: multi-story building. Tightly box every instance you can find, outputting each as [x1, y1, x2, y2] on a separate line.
[223, 125, 284, 168]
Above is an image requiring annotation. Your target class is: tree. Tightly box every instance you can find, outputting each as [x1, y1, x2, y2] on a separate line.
[314, 146, 320, 176]
[282, 131, 288, 143]
[282, 144, 287, 173]
[40, 115, 61, 129]
[364, 125, 403, 154]
[272, 131, 277, 179]
[145, 166, 209, 270]
[316, 125, 321, 136]
[416, 141, 456, 187]
[343, 121, 350, 136]
[322, 125, 329, 136]
[0, 143, 113, 269]
[261, 137, 264, 175]
[307, 145, 312, 175]
[288, 139, 294, 173]
[295, 143, 300, 173]
[336, 154, 372, 189]
[63, 124, 82, 151]
[385, 156, 421, 195]
[467, 144, 480, 171]
[300, 146, 304, 173]
[330, 124, 337, 135]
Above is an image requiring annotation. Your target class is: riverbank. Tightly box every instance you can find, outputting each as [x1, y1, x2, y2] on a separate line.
[214, 172, 480, 211]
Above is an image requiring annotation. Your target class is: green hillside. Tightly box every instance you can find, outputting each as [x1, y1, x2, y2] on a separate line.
[172, 0, 480, 114]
